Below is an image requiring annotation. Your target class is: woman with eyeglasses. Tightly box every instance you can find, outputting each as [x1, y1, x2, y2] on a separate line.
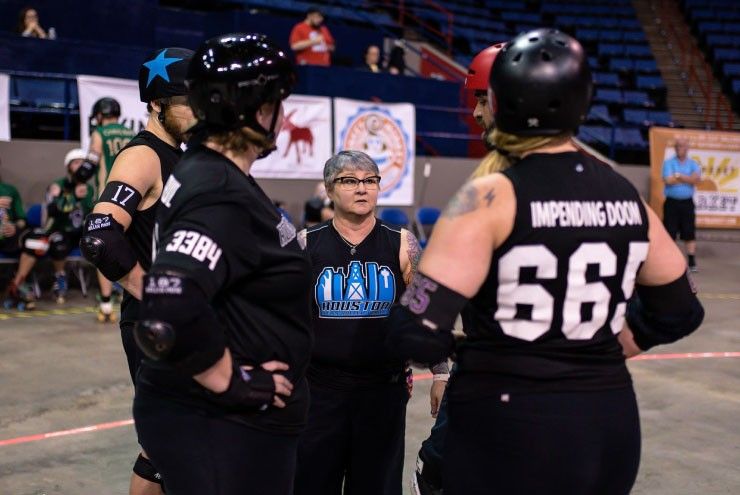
[295, 150, 449, 495]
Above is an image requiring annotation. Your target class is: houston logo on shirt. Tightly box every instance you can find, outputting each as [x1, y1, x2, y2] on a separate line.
[315, 261, 396, 318]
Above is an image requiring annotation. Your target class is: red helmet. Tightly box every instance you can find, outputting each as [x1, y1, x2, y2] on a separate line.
[465, 42, 506, 91]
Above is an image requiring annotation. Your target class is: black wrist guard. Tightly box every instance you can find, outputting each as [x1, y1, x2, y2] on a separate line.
[209, 365, 276, 412]
[385, 272, 467, 365]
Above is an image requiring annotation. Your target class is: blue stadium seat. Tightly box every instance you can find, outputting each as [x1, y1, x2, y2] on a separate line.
[26, 204, 43, 228]
[615, 127, 647, 148]
[732, 79, 740, 93]
[636, 75, 666, 90]
[11, 78, 67, 109]
[715, 48, 740, 62]
[594, 88, 622, 103]
[623, 90, 653, 107]
[599, 30, 623, 42]
[624, 45, 652, 57]
[724, 63, 740, 77]
[588, 104, 611, 122]
[634, 59, 658, 72]
[649, 111, 673, 126]
[593, 72, 621, 86]
[577, 125, 613, 144]
[576, 29, 600, 41]
[599, 44, 624, 57]
[610, 58, 634, 71]
[623, 31, 647, 43]
[623, 108, 649, 125]
[415, 206, 441, 246]
[379, 208, 409, 228]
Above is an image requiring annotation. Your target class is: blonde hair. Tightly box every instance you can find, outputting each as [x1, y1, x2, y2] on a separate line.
[470, 128, 571, 179]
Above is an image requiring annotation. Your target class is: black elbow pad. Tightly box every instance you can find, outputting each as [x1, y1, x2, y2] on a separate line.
[80, 213, 137, 281]
[626, 272, 704, 351]
[135, 272, 225, 375]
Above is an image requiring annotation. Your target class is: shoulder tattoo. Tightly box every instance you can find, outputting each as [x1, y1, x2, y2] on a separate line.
[443, 182, 496, 218]
[406, 230, 421, 273]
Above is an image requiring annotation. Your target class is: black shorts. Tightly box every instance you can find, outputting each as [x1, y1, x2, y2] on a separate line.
[663, 197, 696, 241]
[134, 388, 298, 495]
[443, 386, 641, 495]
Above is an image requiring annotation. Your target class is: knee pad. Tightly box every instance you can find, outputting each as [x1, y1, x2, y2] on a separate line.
[48, 232, 68, 260]
[132, 453, 163, 486]
[22, 229, 50, 257]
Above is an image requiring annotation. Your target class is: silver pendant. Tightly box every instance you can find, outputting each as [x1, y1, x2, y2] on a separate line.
[350, 247, 356, 255]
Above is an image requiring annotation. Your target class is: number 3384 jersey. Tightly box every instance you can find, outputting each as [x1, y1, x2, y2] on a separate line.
[458, 151, 649, 393]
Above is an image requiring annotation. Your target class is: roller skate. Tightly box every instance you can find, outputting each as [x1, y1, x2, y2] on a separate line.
[52, 272, 67, 304]
[2, 282, 36, 311]
[96, 295, 118, 323]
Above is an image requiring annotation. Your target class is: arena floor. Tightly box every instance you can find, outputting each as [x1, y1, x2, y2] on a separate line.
[0, 241, 738, 495]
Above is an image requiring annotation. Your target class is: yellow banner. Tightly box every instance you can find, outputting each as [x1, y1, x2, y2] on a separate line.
[649, 127, 740, 229]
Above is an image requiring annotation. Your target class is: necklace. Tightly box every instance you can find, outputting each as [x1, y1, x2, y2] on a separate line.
[337, 233, 358, 255]
[333, 219, 373, 255]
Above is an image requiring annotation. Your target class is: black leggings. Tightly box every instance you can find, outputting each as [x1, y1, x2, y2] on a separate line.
[134, 390, 298, 495]
[444, 387, 641, 495]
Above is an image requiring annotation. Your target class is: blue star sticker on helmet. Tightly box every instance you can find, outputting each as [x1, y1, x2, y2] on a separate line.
[143, 50, 182, 87]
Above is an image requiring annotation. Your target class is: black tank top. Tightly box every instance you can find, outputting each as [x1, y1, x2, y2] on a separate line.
[454, 151, 650, 397]
[119, 130, 182, 322]
[306, 219, 407, 389]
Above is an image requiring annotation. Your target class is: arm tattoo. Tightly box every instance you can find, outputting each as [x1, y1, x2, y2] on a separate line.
[443, 183, 496, 218]
[406, 230, 421, 274]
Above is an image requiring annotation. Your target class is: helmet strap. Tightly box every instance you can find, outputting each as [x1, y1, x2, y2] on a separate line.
[157, 102, 167, 125]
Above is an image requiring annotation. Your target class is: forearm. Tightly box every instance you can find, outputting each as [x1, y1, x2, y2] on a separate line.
[118, 262, 145, 298]
[429, 359, 450, 380]
[193, 348, 232, 393]
[291, 39, 314, 51]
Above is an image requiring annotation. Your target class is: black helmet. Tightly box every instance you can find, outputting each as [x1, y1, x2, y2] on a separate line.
[187, 33, 295, 139]
[489, 28, 592, 136]
[92, 97, 121, 119]
[139, 47, 194, 103]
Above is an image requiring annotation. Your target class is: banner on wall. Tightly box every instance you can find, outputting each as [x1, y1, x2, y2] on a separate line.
[334, 97, 415, 206]
[0, 74, 9, 142]
[77, 75, 146, 151]
[649, 127, 740, 229]
[252, 95, 332, 179]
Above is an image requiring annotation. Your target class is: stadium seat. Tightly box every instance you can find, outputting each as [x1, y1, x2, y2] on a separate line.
[379, 208, 409, 228]
[414, 206, 441, 246]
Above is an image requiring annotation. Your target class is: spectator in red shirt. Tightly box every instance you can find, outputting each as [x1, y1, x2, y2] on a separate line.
[290, 8, 335, 66]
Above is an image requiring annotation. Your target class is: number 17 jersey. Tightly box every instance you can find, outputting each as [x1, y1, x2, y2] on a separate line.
[457, 151, 649, 393]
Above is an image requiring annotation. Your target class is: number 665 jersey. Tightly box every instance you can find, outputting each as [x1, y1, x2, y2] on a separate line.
[458, 151, 650, 394]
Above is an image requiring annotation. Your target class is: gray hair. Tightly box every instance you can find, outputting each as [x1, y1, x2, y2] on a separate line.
[323, 150, 380, 189]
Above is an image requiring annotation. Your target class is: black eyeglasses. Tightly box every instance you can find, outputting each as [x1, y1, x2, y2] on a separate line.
[333, 175, 382, 190]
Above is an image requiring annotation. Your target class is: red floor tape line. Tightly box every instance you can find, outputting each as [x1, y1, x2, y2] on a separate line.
[1, 351, 738, 448]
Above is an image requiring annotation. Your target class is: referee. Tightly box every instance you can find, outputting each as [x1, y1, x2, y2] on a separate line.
[662, 138, 701, 271]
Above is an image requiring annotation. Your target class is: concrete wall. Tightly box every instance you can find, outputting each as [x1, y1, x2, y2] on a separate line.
[0, 139, 651, 223]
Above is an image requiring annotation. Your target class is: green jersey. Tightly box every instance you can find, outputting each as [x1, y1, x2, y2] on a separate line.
[0, 182, 25, 240]
[95, 123, 136, 177]
[47, 178, 95, 233]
